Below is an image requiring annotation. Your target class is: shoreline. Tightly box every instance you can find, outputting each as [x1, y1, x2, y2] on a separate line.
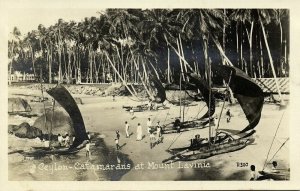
[7, 85, 290, 181]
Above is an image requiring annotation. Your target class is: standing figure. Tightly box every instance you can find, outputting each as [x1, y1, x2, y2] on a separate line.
[115, 138, 120, 150]
[86, 140, 91, 158]
[156, 121, 162, 144]
[250, 165, 258, 181]
[125, 121, 130, 138]
[226, 109, 231, 123]
[174, 118, 181, 133]
[136, 123, 143, 141]
[150, 132, 156, 149]
[147, 118, 152, 134]
[116, 130, 120, 140]
[87, 131, 91, 140]
[271, 161, 279, 173]
[147, 101, 152, 111]
[64, 134, 70, 147]
[57, 134, 63, 147]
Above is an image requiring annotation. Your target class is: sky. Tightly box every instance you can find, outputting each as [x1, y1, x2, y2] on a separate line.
[6, 8, 101, 35]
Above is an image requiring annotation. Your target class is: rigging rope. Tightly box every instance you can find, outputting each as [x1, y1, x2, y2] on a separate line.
[167, 132, 183, 150]
[263, 110, 285, 170]
[193, 104, 206, 120]
[267, 137, 289, 165]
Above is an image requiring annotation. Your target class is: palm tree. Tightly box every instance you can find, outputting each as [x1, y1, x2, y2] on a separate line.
[231, 9, 256, 76]
[181, 9, 225, 80]
[8, 27, 21, 85]
[258, 9, 283, 102]
[274, 9, 289, 76]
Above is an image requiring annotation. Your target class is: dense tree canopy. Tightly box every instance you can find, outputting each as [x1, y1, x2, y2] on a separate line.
[8, 9, 289, 84]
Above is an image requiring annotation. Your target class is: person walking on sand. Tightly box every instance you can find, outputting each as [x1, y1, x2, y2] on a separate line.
[150, 131, 156, 149]
[147, 118, 152, 134]
[226, 109, 231, 123]
[86, 140, 91, 158]
[125, 121, 130, 138]
[156, 121, 162, 144]
[116, 130, 120, 140]
[115, 138, 120, 150]
[136, 123, 143, 141]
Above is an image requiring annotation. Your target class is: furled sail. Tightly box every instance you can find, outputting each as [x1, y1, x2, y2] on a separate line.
[148, 75, 166, 103]
[186, 73, 215, 119]
[47, 85, 89, 148]
[214, 65, 264, 133]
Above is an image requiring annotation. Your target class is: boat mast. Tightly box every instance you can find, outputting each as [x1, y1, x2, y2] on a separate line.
[40, 69, 50, 146]
[208, 59, 212, 146]
[213, 71, 232, 144]
[179, 74, 182, 120]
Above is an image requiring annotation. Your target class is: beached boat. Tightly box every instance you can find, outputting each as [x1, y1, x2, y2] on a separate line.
[162, 73, 216, 134]
[162, 65, 264, 163]
[123, 75, 167, 112]
[20, 85, 89, 157]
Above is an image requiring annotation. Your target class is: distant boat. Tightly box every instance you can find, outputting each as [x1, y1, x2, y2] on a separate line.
[163, 65, 264, 163]
[122, 74, 168, 112]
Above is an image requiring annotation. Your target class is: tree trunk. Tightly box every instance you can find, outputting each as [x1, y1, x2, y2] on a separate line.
[105, 52, 138, 99]
[212, 37, 234, 66]
[177, 38, 185, 81]
[246, 21, 254, 77]
[222, 9, 226, 65]
[179, 34, 188, 74]
[163, 34, 194, 71]
[167, 47, 170, 83]
[260, 18, 282, 102]
[202, 37, 209, 81]
[236, 23, 240, 67]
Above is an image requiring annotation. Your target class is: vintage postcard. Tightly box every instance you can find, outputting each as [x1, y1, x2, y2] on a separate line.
[1, 0, 300, 190]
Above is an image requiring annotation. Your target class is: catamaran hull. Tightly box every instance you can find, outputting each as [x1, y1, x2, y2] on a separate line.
[162, 120, 211, 134]
[20, 148, 81, 158]
[163, 139, 249, 163]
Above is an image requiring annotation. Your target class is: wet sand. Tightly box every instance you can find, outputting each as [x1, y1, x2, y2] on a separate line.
[8, 87, 290, 180]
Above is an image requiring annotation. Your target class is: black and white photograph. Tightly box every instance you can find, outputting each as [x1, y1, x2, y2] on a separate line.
[1, 0, 300, 189]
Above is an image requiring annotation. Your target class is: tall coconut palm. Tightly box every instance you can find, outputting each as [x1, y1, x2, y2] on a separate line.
[274, 9, 289, 76]
[181, 9, 225, 80]
[258, 9, 283, 102]
[8, 27, 21, 85]
[231, 9, 256, 76]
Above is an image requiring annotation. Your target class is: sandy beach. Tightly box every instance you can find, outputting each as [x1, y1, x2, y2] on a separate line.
[7, 86, 290, 181]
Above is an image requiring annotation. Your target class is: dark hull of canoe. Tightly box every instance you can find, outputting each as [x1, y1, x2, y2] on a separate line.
[163, 138, 249, 163]
[162, 119, 212, 134]
[21, 147, 81, 158]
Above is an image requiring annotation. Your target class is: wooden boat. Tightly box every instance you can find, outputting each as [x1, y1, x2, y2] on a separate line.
[161, 118, 212, 134]
[20, 85, 89, 157]
[122, 75, 167, 112]
[163, 65, 264, 162]
[20, 147, 81, 158]
[258, 169, 290, 180]
[161, 73, 217, 134]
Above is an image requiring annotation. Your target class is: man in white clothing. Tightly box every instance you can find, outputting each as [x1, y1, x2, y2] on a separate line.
[125, 121, 130, 138]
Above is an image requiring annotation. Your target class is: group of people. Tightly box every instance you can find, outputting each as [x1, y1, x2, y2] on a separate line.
[114, 117, 163, 150]
[250, 161, 280, 181]
[57, 133, 71, 147]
